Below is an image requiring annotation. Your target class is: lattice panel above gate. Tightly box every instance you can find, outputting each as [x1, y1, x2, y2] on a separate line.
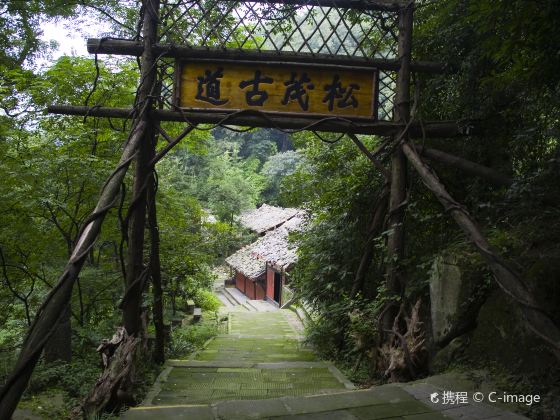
[159, 0, 398, 59]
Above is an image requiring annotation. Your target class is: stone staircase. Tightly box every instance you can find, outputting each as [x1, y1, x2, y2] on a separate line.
[124, 309, 354, 418]
[123, 298, 529, 420]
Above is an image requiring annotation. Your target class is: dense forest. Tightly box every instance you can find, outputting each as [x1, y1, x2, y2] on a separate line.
[1, 0, 560, 419]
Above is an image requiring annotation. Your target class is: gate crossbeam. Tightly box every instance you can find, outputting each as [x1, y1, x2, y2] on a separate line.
[47, 105, 477, 137]
[86, 39, 448, 74]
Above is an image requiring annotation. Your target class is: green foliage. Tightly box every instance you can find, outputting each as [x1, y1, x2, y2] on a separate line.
[261, 150, 304, 205]
[168, 315, 220, 358]
[157, 128, 270, 224]
[286, 133, 386, 304]
[281, 1, 560, 373]
[304, 293, 387, 380]
[2, 0, 558, 409]
[17, 353, 102, 418]
[205, 153, 265, 223]
[27, 359, 100, 400]
[0, 1, 78, 68]
[193, 289, 221, 312]
[203, 220, 253, 261]
[415, 0, 560, 174]
[281, 133, 398, 372]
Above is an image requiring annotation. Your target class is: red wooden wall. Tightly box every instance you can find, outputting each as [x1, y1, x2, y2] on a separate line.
[255, 282, 265, 300]
[246, 280, 255, 299]
[235, 270, 268, 301]
[236, 272, 245, 294]
[266, 266, 274, 301]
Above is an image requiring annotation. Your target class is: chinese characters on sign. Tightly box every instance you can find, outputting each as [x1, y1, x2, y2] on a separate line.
[195, 68, 228, 105]
[178, 61, 377, 119]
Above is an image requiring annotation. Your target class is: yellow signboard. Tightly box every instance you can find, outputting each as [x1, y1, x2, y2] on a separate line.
[177, 60, 378, 119]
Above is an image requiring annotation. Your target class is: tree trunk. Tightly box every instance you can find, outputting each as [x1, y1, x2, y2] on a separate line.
[121, 0, 160, 336]
[414, 144, 512, 187]
[147, 175, 165, 364]
[402, 142, 560, 357]
[384, 148, 407, 330]
[77, 328, 145, 418]
[44, 244, 75, 363]
[121, 131, 152, 335]
[383, 2, 414, 331]
[43, 304, 72, 363]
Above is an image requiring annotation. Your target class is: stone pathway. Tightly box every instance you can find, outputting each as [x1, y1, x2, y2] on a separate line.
[124, 305, 529, 419]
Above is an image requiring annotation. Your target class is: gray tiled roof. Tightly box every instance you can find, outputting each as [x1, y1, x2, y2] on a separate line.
[239, 204, 299, 234]
[226, 212, 306, 278]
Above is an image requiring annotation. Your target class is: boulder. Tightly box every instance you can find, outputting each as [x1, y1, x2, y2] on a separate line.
[429, 252, 488, 348]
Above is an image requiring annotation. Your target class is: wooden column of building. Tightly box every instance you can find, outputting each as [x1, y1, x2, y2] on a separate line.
[383, 2, 414, 331]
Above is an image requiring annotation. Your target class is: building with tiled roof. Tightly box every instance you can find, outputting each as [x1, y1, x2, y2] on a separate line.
[225, 206, 305, 305]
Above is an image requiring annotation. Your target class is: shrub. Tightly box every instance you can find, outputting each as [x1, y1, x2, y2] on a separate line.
[194, 289, 221, 312]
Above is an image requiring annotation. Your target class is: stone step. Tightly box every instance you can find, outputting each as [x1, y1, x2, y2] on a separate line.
[124, 382, 530, 420]
[243, 300, 259, 312]
[242, 302, 256, 312]
[215, 291, 234, 308]
[238, 299, 278, 313]
[124, 389, 412, 420]
[220, 287, 237, 306]
[215, 288, 237, 307]
[248, 299, 278, 312]
[124, 302, 530, 420]
[223, 287, 249, 306]
[227, 304, 249, 312]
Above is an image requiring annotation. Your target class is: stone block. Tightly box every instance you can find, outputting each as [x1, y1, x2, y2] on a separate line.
[193, 307, 202, 322]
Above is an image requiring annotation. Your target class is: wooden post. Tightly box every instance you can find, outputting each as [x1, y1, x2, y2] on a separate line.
[48, 105, 479, 138]
[383, 1, 414, 331]
[121, 0, 160, 336]
[85, 38, 448, 74]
